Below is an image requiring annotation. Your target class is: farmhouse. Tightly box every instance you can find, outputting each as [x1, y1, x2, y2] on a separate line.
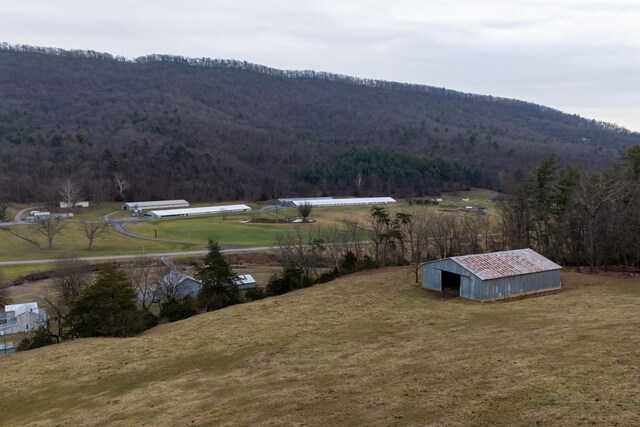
[151, 271, 258, 300]
[0, 302, 48, 334]
[145, 204, 251, 219]
[155, 270, 203, 300]
[122, 199, 189, 210]
[422, 248, 561, 301]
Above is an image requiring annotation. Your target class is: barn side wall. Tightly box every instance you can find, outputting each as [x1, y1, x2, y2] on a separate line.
[466, 269, 562, 301]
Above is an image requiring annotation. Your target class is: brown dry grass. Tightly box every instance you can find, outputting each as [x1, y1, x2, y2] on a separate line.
[1, 268, 639, 426]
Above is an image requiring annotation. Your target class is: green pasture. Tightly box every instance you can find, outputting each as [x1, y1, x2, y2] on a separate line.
[0, 189, 500, 281]
[0, 223, 198, 260]
[125, 208, 322, 247]
[123, 202, 402, 247]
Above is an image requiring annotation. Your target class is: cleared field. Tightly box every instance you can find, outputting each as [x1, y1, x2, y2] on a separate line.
[123, 201, 421, 246]
[1, 268, 638, 426]
[0, 222, 199, 262]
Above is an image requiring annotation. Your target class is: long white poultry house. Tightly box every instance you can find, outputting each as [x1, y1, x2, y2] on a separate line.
[145, 204, 252, 218]
[290, 197, 396, 207]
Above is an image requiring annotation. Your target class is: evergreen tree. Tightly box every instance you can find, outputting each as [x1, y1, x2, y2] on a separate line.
[66, 266, 146, 337]
[196, 239, 241, 311]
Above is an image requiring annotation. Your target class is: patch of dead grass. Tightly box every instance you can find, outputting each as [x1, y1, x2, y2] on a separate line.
[1, 269, 639, 426]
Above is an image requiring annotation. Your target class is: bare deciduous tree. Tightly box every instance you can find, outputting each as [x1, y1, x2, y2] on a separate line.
[121, 257, 162, 309]
[58, 178, 81, 213]
[0, 199, 10, 222]
[41, 259, 91, 342]
[340, 218, 363, 261]
[400, 209, 431, 283]
[0, 271, 11, 308]
[79, 220, 109, 249]
[429, 214, 461, 259]
[354, 170, 364, 190]
[36, 216, 66, 249]
[297, 201, 313, 221]
[577, 173, 627, 271]
[156, 266, 197, 305]
[114, 173, 130, 201]
[52, 259, 90, 308]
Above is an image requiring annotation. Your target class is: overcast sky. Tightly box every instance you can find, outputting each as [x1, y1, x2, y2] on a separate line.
[2, 1, 639, 131]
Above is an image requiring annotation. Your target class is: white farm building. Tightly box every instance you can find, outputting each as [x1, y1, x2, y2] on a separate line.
[288, 197, 396, 208]
[122, 200, 189, 210]
[145, 204, 252, 219]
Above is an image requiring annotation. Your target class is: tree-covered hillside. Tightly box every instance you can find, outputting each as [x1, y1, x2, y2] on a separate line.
[1, 43, 638, 202]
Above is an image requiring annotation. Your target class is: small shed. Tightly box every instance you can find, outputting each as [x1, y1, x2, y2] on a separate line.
[422, 248, 561, 301]
[235, 274, 257, 290]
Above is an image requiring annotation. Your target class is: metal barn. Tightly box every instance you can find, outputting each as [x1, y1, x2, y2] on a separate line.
[422, 248, 561, 301]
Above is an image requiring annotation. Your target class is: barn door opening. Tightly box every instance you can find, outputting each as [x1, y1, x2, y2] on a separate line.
[441, 270, 461, 296]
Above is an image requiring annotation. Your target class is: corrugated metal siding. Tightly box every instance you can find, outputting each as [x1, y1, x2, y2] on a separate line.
[422, 255, 562, 301]
[462, 269, 561, 301]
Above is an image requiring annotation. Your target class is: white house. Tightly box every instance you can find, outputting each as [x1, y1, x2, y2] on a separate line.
[1, 302, 48, 334]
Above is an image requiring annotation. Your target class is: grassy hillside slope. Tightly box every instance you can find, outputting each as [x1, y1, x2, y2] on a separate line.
[1, 268, 639, 426]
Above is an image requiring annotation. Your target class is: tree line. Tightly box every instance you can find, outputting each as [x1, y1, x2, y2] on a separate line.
[15, 143, 640, 350]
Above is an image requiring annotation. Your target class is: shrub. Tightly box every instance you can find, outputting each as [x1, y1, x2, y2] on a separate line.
[17, 328, 56, 351]
[159, 297, 197, 322]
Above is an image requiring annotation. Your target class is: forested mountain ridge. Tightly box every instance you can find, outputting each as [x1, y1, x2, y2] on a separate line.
[1, 43, 638, 202]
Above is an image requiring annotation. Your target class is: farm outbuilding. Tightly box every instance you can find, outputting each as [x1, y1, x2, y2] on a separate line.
[122, 200, 189, 210]
[278, 197, 334, 207]
[422, 248, 561, 301]
[145, 204, 251, 219]
[235, 274, 257, 290]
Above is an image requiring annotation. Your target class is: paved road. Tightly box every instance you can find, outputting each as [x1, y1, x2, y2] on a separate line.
[0, 246, 279, 266]
[0, 206, 42, 227]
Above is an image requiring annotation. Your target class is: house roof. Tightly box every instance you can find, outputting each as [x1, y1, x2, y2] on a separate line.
[4, 302, 39, 316]
[160, 270, 196, 285]
[451, 248, 562, 280]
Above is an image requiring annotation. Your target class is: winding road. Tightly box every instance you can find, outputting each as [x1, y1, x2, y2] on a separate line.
[0, 246, 279, 266]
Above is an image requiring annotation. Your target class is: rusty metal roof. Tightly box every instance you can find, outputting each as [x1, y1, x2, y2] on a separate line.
[452, 248, 561, 280]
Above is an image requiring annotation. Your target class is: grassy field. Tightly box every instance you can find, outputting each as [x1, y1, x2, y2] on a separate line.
[1, 267, 638, 426]
[123, 205, 370, 246]
[0, 223, 200, 259]
[123, 190, 500, 247]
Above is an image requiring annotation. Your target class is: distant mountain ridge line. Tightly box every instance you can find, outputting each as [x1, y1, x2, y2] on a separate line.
[0, 41, 631, 134]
